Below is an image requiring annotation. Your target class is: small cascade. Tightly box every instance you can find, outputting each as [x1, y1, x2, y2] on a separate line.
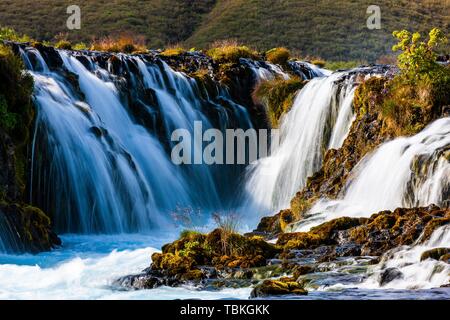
[294, 117, 450, 232]
[244, 69, 374, 214]
[359, 225, 450, 289]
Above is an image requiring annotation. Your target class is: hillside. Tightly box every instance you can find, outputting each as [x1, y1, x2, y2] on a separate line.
[0, 0, 448, 61]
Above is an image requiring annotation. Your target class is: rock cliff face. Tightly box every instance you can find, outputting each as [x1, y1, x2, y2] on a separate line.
[0, 42, 60, 252]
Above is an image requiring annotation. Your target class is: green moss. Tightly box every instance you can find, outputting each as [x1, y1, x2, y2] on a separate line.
[55, 40, 72, 50]
[311, 59, 326, 68]
[0, 43, 34, 193]
[266, 47, 290, 65]
[253, 76, 305, 127]
[207, 44, 259, 64]
[160, 47, 185, 57]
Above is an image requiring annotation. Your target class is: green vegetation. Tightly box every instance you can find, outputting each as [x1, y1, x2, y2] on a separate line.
[253, 76, 305, 127]
[160, 46, 186, 57]
[89, 36, 147, 53]
[0, 27, 31, 42]
[325, 60, 365, 71]
[55, 40, 72, 50]
[206, 40, 259, 63]
[0, 44, 34, 136]
[2, 1, 447, 61]
[379, 28, 450, 136]
[0, 43, 34, 198]
[265, 47, 290, 65]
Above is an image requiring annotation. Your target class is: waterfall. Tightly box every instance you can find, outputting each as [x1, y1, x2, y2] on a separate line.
[358, 225, 450, 289]
[244, 70, 368, 214]
[293, 117, 450, 232]
[21, 46, 305, 234]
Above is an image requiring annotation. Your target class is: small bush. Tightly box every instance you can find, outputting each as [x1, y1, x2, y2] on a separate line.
[0, 27, 31, 42]
[253, 76, 305, 127]
[378, 28, 450, 136]
[207, 39, 259, 63]
[266, 47, 290, 65]
[55, 40, 72, 50]
[73, 42, 88, 51]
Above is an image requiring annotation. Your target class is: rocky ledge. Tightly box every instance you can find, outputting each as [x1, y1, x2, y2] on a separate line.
[115, 205, 449, 298]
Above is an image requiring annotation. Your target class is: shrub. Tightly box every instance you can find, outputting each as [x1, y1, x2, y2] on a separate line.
[266, 47, 290, 65]
[73, 42, 88, 51]
[378, 28, 450, 136]
[207, 39, 259, 63]
[55, 40, 72, 50]
[392, 28, 448, 79]
[253, 76, 305, 127]
[0, 27, 31, 42]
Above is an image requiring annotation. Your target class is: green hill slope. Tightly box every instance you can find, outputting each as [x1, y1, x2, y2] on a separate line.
[0, 0, 448, 61]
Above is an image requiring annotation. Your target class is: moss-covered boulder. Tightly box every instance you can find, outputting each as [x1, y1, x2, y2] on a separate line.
[250, 277, 307, 298]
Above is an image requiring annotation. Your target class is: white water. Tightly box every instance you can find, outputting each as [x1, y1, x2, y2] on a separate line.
[0, 234, 251, 299]
[294, 117, 450, 232]
[245, 71, 362, 214]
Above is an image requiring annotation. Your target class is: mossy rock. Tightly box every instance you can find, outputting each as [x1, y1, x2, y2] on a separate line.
[250, 278, 307, 298]
[420, 248, 450, 262]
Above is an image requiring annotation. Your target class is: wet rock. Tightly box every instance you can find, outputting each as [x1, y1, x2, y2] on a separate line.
[420, 248, 450, 262]
[250, 278, 307, 298]
[379, 267, 404, 286]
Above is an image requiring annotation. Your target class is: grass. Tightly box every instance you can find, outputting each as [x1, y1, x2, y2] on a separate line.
[325, 60, 366, 71]
[89, 35, 147, 53]
[0, 1, 448, 61]
[265, 47, 290, 65]
[253, 76, 305, 127]
[206, 39, 259, 63]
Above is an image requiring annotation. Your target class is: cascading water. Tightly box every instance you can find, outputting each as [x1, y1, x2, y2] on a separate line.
[360, 225, 450, 289]
[244, 70, 371, 214]
[22, 46, 305, 234]
[293, 117, 450, 232]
